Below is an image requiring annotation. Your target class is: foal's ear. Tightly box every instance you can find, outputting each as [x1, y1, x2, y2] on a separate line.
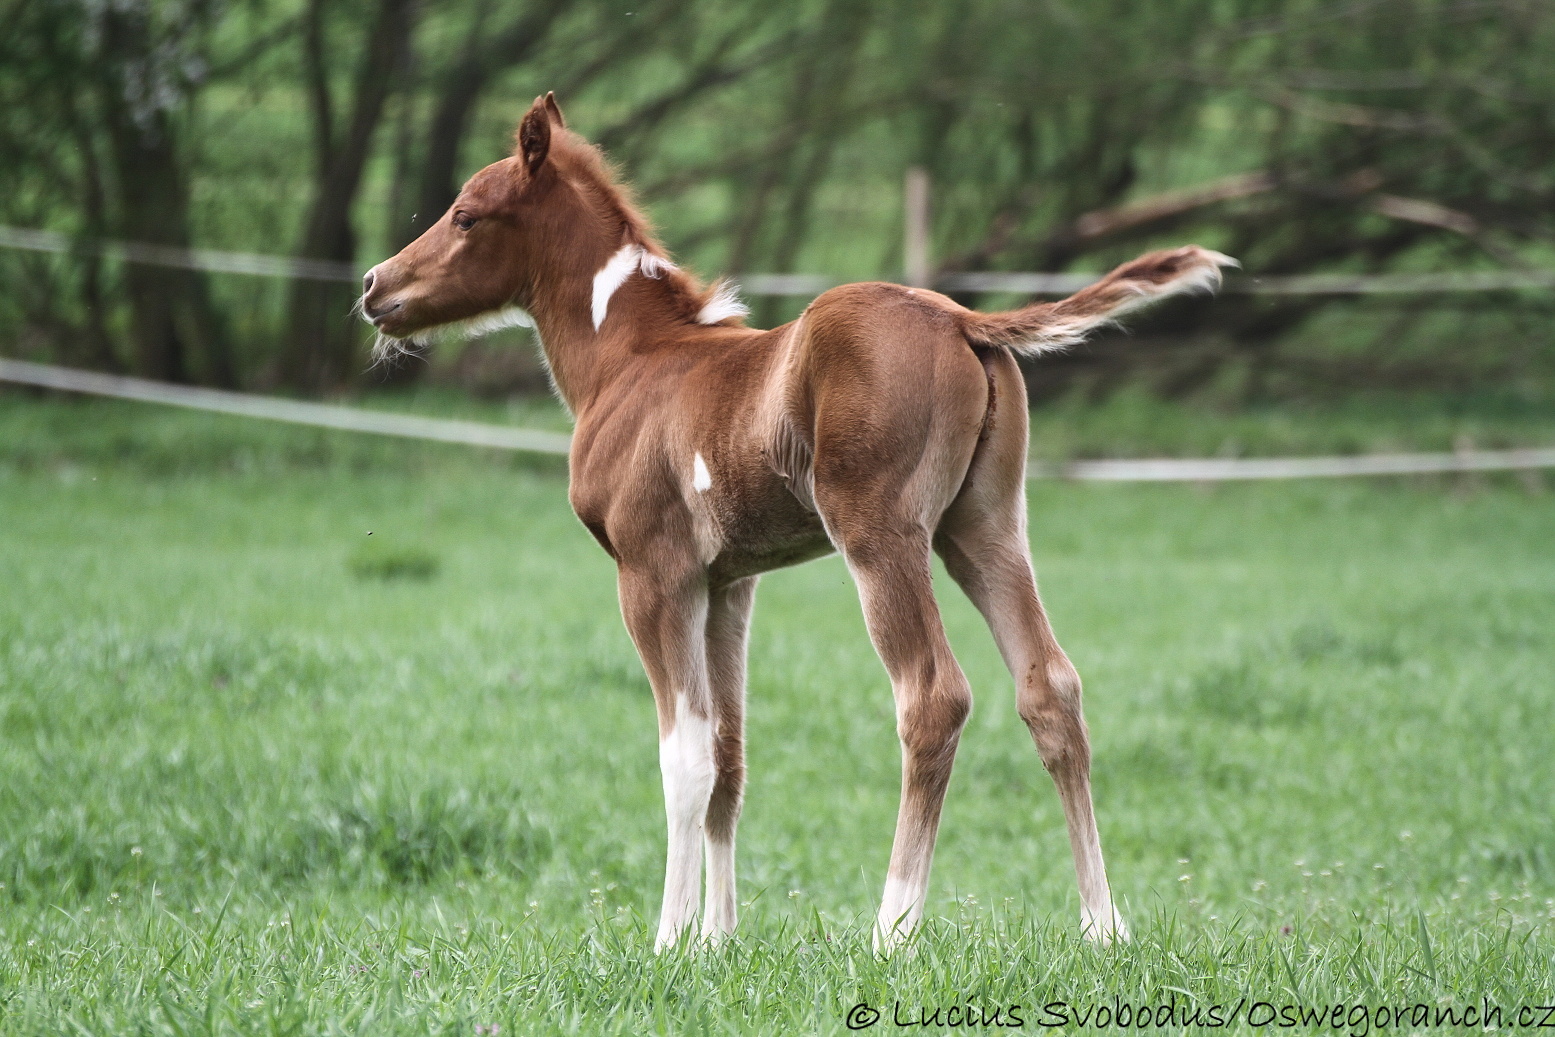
[517, 96, 552, 174]
[543, 91, 566, 128]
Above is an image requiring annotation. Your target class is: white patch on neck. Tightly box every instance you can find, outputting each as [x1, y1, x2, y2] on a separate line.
[592, 244, 674, 331]
[697, 281, 749, 325]
[692, 452, 712, 492]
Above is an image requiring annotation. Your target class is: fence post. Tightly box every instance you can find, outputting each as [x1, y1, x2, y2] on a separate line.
[904, 166, 932, 288]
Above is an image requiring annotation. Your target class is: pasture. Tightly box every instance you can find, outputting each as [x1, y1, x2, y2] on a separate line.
[1, 396, 1552, 1034]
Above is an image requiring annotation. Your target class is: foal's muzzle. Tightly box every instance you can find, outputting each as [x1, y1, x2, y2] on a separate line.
[358, 264, 404, 324]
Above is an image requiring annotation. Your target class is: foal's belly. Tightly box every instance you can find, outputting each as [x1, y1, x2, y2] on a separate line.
[707, 495, 832, 585]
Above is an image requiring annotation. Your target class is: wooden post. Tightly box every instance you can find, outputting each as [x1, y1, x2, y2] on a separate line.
[904, 166, 932, 288]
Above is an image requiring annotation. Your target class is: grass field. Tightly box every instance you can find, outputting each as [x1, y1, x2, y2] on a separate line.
[2, 394, 1553, 1035]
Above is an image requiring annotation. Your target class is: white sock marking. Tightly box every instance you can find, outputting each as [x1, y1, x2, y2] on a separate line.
[656, 694, 716, 951]
[1081, 900, 1130, 945]
[692, 452, 712, 492]
[702, 834, 737, 940]
[875, 874, 925, 950]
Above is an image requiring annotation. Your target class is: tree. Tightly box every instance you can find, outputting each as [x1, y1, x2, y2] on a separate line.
[0, 0, 235, 383]
[281, 0, 415, 391]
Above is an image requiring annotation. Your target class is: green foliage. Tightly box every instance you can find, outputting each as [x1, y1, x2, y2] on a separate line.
[3, 0, 1554, 396]
[0, 399, 1552, 1031]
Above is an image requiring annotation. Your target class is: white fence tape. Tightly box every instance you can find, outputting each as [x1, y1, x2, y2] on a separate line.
[5, 226, 1554, 296]
[1028, 450, 1555, 482]
[0, 226, 359, 283]
[0, 358, 571, 455]
[5, 359, 1553, 482]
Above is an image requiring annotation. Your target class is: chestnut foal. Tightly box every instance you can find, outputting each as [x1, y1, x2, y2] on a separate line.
[361, 94, 1234, 952]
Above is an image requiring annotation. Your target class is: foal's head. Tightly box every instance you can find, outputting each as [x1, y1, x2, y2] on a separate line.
[360, 94, 629, 353]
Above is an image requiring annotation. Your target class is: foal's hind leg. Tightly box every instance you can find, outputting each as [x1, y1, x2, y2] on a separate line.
[820, 517, 973, 949]
[702, 576, 757, 941]
[937, 522, 1126, 942]
[935, 362, 1127, 943]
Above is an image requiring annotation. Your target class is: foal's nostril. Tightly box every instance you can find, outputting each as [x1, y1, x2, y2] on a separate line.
[362, 270, 376, 295]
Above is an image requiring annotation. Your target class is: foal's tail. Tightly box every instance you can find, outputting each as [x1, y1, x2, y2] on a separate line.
[959, 245, 1238, 356]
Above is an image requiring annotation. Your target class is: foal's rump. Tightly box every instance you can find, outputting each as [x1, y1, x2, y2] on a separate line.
[797, 282, 999, 531]
[791, 245, 1235, 531]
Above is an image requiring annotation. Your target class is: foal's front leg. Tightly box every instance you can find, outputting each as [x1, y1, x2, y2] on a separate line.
[702, 577, 757, 941]
[617, 563, 717, 951]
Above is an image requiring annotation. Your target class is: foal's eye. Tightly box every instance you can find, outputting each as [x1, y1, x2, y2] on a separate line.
[452, 212, 478, 231]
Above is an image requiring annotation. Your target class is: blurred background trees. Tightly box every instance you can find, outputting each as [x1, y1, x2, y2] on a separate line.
[2, 0, 1551, 401]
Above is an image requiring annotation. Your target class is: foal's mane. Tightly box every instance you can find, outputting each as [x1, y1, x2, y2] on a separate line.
[543, 129, 747, 328]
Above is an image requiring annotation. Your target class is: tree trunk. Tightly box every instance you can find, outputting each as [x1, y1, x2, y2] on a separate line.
[93, 5, 234, 386]
[282, 0, 415, 392]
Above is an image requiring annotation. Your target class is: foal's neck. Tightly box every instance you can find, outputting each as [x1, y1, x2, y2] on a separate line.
[524, 241, 711, 415]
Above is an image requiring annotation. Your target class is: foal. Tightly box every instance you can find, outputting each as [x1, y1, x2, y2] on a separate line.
[361, 94, 1233, 951]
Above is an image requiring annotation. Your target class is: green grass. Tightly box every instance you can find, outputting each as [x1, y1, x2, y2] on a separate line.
[5, 384, 1554, 477]
[1, 394, 1553, 1034]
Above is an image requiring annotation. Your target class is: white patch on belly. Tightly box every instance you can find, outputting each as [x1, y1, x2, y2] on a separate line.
[693, 452, 712, 492]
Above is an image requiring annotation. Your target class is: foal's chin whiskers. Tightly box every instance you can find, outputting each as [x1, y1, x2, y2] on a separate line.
[369, 332, 430, 370]
[365, 305, 533, 370]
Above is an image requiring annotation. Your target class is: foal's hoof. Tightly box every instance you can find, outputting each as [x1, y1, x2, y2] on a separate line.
[872, 923, 921, 958]
[1081, 904, 1130, 945]
[697, 925, 733, 948]
[654, 927, 689, 954]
